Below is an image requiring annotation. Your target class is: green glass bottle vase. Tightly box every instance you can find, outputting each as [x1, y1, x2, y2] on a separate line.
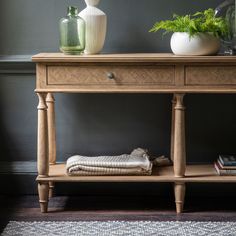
[59, 6, 85, 55]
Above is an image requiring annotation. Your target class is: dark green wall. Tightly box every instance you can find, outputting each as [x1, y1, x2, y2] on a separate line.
[0, 0, 236, 196]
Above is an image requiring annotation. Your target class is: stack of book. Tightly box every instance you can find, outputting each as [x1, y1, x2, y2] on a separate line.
[214, 155, 236, 176]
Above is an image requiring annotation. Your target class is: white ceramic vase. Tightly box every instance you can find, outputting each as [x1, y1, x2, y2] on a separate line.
[79, 0, 107, 54]
[170, 32, 220, 56]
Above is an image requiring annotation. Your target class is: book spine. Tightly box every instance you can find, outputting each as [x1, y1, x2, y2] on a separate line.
[217, 159, 236, 170]
[214, 162, 236, 176]
[217, 159, 224, 169]
[219, 156, 236, 166]
[221, 169, 236, 175]
[214, 162, 220, 175]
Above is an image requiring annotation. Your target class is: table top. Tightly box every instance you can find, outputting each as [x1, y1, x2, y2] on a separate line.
[32, 53, 236, 63]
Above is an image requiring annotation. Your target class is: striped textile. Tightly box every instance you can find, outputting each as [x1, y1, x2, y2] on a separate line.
[66, 148, 152, 176]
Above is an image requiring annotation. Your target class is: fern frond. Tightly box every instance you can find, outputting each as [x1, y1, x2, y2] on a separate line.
[149, 8, 229, 38]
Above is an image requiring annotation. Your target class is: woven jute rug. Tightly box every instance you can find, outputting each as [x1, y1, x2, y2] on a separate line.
[2, 220, 236, 236]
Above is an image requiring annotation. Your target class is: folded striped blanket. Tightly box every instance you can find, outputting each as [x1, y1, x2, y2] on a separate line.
[66, 148, 152, 176]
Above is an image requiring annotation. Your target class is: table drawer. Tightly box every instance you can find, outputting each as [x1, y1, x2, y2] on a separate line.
[186, 66, 236, 85]
[47, 65, 175, 86]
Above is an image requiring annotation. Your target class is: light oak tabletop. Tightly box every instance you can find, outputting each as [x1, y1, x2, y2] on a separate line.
[32, 53, 236, 63]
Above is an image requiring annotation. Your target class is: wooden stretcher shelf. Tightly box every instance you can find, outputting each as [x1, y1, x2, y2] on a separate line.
[36, 164, 236, 183]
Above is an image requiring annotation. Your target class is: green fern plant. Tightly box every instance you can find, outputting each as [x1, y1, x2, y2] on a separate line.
[149, 8, 229, 38]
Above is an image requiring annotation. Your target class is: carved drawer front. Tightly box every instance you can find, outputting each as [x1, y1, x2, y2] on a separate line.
[186, 66, 236, 85]
[47, 65, 175, 86]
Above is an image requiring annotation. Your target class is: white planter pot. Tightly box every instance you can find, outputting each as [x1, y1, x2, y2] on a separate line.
[170, 32, 220, 56]
[79, 0, 107, 55]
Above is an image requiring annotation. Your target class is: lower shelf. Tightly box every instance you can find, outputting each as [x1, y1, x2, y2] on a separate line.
[36, 164, 236, 183]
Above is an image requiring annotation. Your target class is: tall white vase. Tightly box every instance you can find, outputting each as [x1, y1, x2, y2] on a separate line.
[79, 0, 107, 54]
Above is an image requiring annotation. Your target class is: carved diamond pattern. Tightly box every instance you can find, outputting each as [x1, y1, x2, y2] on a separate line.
[47, 65, 175, 86]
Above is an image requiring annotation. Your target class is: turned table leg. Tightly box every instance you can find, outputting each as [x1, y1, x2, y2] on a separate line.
[38, 182, 49, 213]
[46, 93, 56, 198]
[174, 182, 185, 213]
[171, 94, 177, 161]
[37, 92, 49, 213]
[173, 94, 186, 177]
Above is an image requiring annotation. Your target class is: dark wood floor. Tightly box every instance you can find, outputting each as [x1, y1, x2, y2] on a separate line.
[1, 195, 236, 233]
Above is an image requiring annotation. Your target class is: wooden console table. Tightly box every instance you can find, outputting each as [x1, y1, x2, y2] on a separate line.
[32, 53, 236, 213]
